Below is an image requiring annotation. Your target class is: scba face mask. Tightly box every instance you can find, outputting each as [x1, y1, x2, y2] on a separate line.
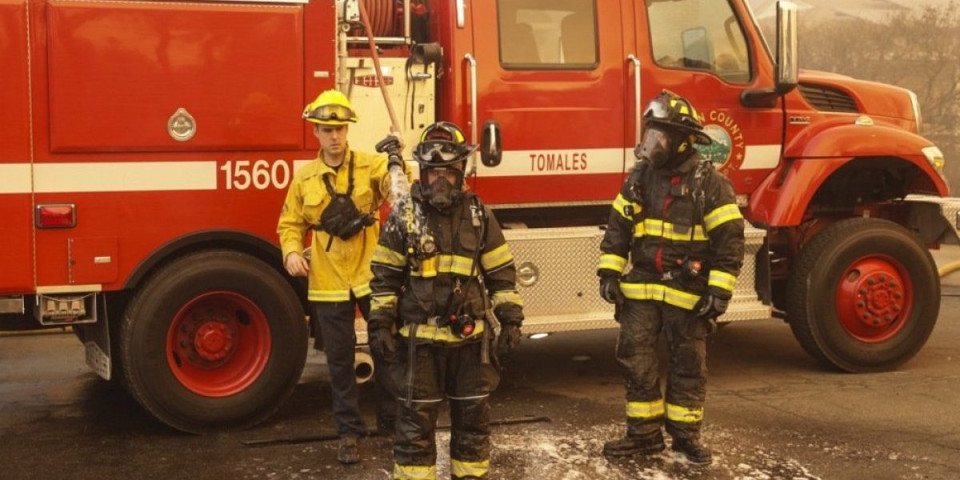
[423, 168, 462, 210]
[638, 127, 674, 169]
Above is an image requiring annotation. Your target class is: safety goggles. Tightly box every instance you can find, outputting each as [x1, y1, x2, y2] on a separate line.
[414, 140, 467, 164]
[304, 104, 357, 123]
[643, 99, 671, 121]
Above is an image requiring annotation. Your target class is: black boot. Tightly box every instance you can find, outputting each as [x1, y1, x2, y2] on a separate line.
[602, 431, 665, 457]
[671, 437, 712, 464]
[337, 436, 360, 465]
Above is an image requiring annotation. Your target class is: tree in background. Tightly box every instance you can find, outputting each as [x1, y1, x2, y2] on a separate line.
[794, 2, 960, 189]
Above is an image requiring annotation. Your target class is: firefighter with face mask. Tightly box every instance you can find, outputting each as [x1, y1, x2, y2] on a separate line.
[368, 122, 524, 480]
[277, 89, 408, 464]
[598, 90, 745, 464]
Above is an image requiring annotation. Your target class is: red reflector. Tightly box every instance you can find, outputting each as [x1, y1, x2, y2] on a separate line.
[36, 204, 76, 228]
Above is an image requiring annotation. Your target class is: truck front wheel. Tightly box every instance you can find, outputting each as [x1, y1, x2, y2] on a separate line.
[119, 250, 307, 433]
[786, 218, 939, 372]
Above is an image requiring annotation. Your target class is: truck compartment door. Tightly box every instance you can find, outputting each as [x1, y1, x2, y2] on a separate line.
[45, 0, 304, 152]
[0, 0, 34, 293]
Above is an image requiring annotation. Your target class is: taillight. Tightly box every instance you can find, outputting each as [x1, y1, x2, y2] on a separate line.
[36, 204, 76, 228]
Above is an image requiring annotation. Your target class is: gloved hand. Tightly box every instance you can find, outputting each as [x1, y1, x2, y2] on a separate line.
[375, 134, 405, 171]
[368, 326, 397, 362]
[599, 275, 625, 305]
[496, 323, 522, 357]
[694, 293, 729, 320]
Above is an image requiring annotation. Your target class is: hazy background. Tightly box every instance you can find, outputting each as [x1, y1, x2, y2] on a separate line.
[750, 0, 960, 191]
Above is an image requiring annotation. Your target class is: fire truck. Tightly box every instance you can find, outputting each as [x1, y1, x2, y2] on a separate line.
[2, 0, 958, 433]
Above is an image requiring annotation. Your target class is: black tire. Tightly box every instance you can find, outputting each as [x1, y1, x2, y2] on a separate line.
[120, 250, 307, 433]
[786, 218, 939, 372]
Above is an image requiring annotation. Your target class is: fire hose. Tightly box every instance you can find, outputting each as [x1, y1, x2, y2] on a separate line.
[357, 0, 401, 135]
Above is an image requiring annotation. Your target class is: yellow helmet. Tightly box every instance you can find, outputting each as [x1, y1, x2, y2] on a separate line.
[303, 89, 358, 126]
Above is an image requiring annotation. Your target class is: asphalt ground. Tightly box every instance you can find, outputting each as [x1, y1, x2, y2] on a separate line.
[1, 245, 959, 480]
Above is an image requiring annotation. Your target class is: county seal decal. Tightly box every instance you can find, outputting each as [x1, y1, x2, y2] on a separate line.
[697, 125, 731, 167]
[696, 110, 746, 173]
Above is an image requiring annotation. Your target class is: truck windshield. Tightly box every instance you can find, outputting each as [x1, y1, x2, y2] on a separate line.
[646, 0, 752, 84]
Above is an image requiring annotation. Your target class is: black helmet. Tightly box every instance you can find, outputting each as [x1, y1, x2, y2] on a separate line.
[412, 121, 477, 170]
[414, 122, 477, 210]
[643, 90, 712, 146]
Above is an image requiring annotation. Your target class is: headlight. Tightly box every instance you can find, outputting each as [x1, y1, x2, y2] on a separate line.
[908, 90, 923, 134]
[923, 146, 945, 172]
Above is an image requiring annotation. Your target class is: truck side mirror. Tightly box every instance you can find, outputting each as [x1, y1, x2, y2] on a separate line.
[480, 120, 502, 167]
[741, 0, 799, 107]
[775, 1, 799, 94]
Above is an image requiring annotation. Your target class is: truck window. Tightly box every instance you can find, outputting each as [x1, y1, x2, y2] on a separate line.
[497, 0, 597, 69]
[646, 0, 751, 83]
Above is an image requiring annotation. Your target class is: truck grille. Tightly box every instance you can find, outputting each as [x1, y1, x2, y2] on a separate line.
[799, 84, 859, 113]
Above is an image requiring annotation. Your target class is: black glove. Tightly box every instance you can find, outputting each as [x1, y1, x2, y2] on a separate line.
[496, 323, 522, 357]
[367, 326, 397, 362]
[375, 135, 405, 171]
[694, 293, 729, 320]
[599, 275, 625, 305]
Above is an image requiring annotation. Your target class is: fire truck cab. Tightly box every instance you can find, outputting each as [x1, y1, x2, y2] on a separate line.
[2, 0, 958, 433]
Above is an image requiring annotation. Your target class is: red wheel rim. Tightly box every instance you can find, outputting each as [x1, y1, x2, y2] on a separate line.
[166, 291, 271, 397]
[835, 255, 913, 343]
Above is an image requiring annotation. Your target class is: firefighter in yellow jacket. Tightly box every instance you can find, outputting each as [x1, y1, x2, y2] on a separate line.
[277, 89, 408, 464]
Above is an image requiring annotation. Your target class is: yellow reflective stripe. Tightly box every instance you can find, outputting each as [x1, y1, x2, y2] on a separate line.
[308, 289, 350, 302]
[620, 282, 701, 310]
[666, 403, 703, 423]
[626, 399, 665, 419]
[373, 244, 407, 267]
[481, 244, 514, 271]
[451, 459, 489, 478]
[394, 463, 437, 480]
[399, 321, 486, 342]
[371, 294, 397, 311]
[643, 219, 707, 241]
[613, 193, 642, 220]
[598, 254, 627, 273]
[433, 254, 475, 276]
[633, 221, 646, 238]
[353, 283, 371, 298]
[708, 270, 737, 292]
[491, 290, 524, 307]
[703, 204, 743, 232]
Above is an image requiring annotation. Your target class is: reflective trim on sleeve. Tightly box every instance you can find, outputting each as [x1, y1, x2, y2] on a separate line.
[666, 403, 703, 423]
[372, 244, 407, 267]
[399, 321, 486, 342]
[619, 282, 701, 310]
[352, 283, 371, 298]
[451, 459, 490, 479]
[613, 193, 642, 220]
[481, 244, 514, 271]
[308, 289, 351, 303]
[703, 203, 743, 232]
[394, 463, 437, 480]
[598, 254, 628, 273]
[371, 293, 397, 311]
[491, 290, 524, 307]
[626, 399, 665, 419]
[708, 270, 737, 292]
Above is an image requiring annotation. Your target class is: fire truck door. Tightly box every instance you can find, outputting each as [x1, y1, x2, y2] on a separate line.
[467, 0, 628, 206]
[632, 0, 783, 193]
[0, 0, 34, 293]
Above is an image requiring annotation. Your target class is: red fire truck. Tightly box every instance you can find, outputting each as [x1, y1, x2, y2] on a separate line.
[2, 0, 958, 433]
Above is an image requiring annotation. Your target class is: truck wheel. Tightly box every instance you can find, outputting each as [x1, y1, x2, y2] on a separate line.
[120, 250, 307, 433]
[786, 218, 939, 372]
